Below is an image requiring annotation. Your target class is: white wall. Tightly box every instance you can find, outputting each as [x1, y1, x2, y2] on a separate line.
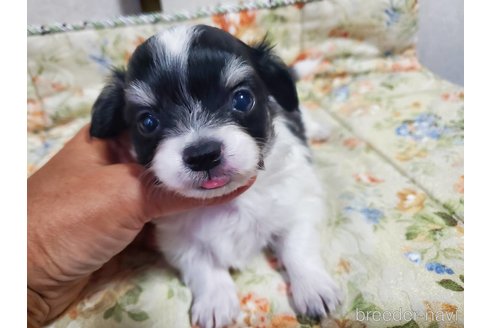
[417, 0, 464, 86]
[160, 0, 227, 13]
[27, 0, 141, 25]
[26, 0, 233, 25]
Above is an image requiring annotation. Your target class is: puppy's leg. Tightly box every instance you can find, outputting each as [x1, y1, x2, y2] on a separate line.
[179, 257, 239, 328]
[275, 223, 342, 317]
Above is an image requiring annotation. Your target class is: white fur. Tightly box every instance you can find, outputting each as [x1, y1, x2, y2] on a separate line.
[153, 25, 198, 106]
[158, 25, 193, 53]
[125, 81, 156, 107]
[155, 25, 196, 69]
[152, 124, 259, 199]
[153, 117, 341, 328]
[221, 57, 255, 89]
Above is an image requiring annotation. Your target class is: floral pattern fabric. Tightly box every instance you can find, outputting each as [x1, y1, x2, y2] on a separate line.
[27, 1, 464, 327]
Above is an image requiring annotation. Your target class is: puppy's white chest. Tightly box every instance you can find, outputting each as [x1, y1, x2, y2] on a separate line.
[154, 178, 290, 268]
[154, 119, 323, 270]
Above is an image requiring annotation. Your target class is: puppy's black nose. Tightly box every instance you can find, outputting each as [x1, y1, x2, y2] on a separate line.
[183, 140, 222, 171]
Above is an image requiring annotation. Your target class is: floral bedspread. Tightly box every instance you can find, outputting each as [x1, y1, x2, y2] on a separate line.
[27, 1, 464, 327]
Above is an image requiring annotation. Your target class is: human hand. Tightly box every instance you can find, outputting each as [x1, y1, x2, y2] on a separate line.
[27, 125, 255, 326]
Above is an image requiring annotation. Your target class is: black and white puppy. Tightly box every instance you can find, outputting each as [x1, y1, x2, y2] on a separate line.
[90, 24, 341, 328]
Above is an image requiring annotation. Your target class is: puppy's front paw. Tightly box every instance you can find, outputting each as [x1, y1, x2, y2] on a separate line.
[191, 287, 240, 328]
[290, 269, 342, 318]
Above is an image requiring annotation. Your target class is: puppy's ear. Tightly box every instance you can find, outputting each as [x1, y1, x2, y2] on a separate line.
[90, 69, 127, 138]
[251, 41, 299, 112]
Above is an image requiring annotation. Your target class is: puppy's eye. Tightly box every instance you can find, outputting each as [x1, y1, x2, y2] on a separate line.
[138, 112, 159, 135]
[232, 90, 254, 112]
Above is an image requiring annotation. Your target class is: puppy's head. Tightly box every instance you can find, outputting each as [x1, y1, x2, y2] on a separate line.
[90, 25, 299, 198]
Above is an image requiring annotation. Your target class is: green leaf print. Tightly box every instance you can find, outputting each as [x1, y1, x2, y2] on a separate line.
[404, 212, 454, 242]
[441, 248, 463, 260]
[121, 286, 143, 305]
[405, 226, 420, 240]
[437, 279, 464, 292]
[103, 305, 115, 319]
[435, 212, 457, 226]
[390, 319, 420, 328]
[127, 310, 150, 322]
[102, 284, 149, 323]
[113, 304, 123, 322]
[296, 314, 320, 325]
[350, 293, 383, 315]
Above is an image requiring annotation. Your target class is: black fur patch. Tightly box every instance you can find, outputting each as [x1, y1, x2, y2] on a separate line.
[90, 25, 306, 165]
[90, 69, 127, 138]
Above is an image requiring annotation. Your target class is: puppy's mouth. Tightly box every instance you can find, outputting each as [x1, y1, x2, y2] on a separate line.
[151, 128, 261, 198]
[200, 174, 231, 190]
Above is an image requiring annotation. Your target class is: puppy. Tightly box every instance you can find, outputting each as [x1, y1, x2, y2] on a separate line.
[90, 24, 341, 328]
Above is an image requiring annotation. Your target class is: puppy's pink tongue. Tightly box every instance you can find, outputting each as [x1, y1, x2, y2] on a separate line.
[201, 176, 231, 189]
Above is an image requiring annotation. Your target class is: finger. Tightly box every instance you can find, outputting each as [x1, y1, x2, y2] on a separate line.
[92, 163, 149, 227]
[96, 164, 256, 224]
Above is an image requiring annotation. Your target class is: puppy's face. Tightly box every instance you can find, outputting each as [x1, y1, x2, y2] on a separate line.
[90, 25, 299, 198]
